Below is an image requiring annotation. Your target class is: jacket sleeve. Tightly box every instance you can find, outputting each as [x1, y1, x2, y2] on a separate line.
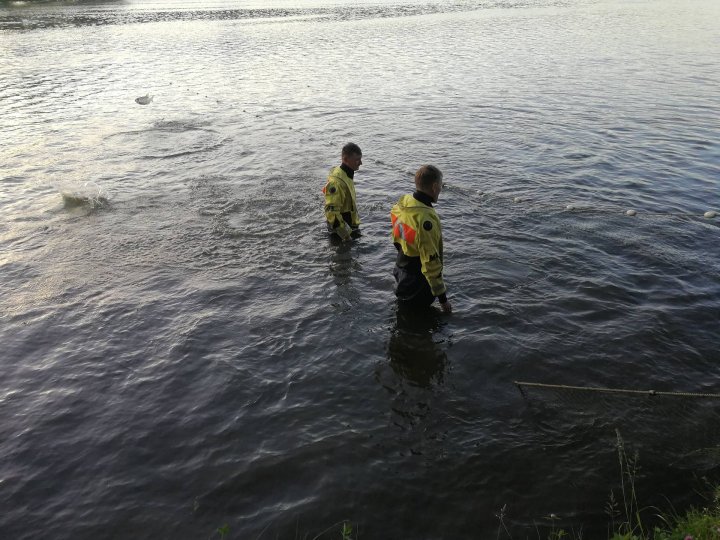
[417, 220, 446, 297]
[324, 178, 352, 240]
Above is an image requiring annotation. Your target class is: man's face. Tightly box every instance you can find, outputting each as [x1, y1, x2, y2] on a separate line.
[342, 152, 363, 172]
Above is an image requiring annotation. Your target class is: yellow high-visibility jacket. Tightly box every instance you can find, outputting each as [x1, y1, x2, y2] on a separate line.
[323, 166, 360, 240]
[390, 194, 446, 297]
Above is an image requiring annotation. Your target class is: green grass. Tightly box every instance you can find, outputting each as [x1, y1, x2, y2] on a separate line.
[606, 429, 720, 540]
[496, 430, 720, 540]
[210, 430, 720, 539]
[609, 503, 720, 540]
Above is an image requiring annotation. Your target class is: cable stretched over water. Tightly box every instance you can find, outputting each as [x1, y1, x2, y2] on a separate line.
[515, 381, 720, 399]
[272, 106, 719, 221]
[454, 186, 719, 221]
[514, 380, 720, 468]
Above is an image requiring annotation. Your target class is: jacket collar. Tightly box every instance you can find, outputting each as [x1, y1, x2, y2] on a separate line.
[412, 190, 434, 207]
[340, 163, 354, 179]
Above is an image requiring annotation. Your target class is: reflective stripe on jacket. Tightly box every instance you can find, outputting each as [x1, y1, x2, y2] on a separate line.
[323, 166, 359, 239]
[390, 194, 446, 297]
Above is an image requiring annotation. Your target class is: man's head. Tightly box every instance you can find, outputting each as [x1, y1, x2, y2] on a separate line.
[414, 164, 443, 203]
[341, 142, 363, 172]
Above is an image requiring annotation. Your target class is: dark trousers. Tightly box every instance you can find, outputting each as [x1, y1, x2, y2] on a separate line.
[393, 265, 435, 307]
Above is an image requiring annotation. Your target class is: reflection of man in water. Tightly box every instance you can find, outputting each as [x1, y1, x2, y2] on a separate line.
[387, 305, 447, 388]
[390, 164, 452, 313]
[323, 142, 362, 242]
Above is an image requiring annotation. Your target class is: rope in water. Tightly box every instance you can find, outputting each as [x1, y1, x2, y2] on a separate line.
[514, 381, 720, 399]
[274, 107, 719, 221]
[362, 161, 718, 220]
[456, 189, 718, 220]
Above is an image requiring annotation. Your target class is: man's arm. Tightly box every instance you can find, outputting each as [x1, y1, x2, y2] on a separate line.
[323, 179, 352, 240]
[417, 220, 449, 309]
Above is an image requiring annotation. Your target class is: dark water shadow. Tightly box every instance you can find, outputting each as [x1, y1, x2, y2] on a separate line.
[386, 303, 447, 389]
[327, 230, 362, 286]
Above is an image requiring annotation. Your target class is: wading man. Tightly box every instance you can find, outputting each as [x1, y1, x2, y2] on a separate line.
[390, 164, 452, 314]
[323, 142, 362, 241]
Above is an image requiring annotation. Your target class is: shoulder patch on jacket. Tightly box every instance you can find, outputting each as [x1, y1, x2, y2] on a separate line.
[423, 221, 433, 231]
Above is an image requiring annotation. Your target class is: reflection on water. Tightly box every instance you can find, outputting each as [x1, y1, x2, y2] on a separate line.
[0, 0, 574, 31]
[328, 239, 352, 284]
[376, 303, 452, 470]
[386, 303, 447, 388]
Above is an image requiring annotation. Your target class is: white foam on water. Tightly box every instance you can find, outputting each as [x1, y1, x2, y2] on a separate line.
[59, 181, 109, 209]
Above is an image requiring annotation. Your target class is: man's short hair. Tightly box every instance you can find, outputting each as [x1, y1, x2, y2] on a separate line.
[415, 165, 443, 191]
[342, 142, 362, 157]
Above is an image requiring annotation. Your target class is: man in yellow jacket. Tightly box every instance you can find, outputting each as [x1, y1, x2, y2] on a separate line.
[323, 142, 362, 241]
[390, 164, 452, 314]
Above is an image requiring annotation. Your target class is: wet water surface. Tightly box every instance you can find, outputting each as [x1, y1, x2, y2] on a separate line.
[1, 0, 720, 537]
